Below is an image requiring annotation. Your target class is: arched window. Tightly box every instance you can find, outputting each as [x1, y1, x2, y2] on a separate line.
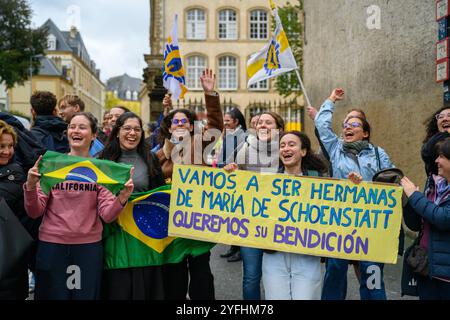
[218, 9, 237, 40]
[126, 90, 131, 100]
[218, 56, 237, 90]
[113, 90, 118, 97]
[186, 55, 206, 89]
[186, 8, 206, 40]
[47, 34, 56, 50]
[132, 91, 138, 101]
[249, 9, 268, 40]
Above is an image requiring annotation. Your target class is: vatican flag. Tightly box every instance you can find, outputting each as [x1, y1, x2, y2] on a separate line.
[247, 0, 298, 87]
[163, 14, 188, 100]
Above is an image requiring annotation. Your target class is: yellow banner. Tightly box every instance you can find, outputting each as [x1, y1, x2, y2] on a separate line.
[169, 165, 403, 264]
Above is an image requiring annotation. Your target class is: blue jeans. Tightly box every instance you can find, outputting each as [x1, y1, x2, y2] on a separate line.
[262, 252, 321, 300]
[240, 247, 263, 300]
[321, 258, 386, 300]
[35, 241, 103, 300]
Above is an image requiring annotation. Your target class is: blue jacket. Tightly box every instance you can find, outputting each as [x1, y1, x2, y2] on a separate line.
[404, 176, 450, 279]
[314, 99, 393, 180]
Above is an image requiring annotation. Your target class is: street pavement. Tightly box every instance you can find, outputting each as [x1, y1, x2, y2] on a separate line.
[210, 243, 418, 300]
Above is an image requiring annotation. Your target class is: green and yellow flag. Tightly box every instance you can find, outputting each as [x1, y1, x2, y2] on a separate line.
[39, 151, 132, 195]
[103, 185, 215, 269]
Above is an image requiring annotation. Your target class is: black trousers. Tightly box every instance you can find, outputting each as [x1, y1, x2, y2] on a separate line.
[35, 241, 103, 300]
[102, 266, 165, 300]
[162, 251, 215, 300]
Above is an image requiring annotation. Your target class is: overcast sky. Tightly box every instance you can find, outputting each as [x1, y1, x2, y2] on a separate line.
[29, 0, 150, 83]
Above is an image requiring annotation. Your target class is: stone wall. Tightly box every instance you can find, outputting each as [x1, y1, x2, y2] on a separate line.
[303, 0, 441, 185]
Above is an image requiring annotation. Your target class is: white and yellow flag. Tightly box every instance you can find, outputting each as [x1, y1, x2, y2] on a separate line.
[246, 0, 298, 87]
[163, 14, 188, 100]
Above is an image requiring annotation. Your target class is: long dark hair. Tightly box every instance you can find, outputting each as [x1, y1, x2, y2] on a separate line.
[100, 112, 160, 177]
[158, 108, 196, 145]
[424, 107, 450, 143]
[226, 108, 247, 131]
[438, 137, 450, 159]
[280, 131, 328, 174]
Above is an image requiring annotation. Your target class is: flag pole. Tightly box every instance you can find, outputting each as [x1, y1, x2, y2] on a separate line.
[294, 69, 312, 107]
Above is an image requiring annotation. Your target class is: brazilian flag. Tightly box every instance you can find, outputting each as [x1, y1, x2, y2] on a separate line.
[103, 185, 215, 269]
[39, 151, 132, 195]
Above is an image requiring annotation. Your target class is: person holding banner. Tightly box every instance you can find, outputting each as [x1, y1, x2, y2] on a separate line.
[23, 112, 134, 300]
[315, 89, 394, 300]
[224, 111, 285, 300]
[401, 138, 450, 300]
[100, 112, 166, 300]
[156, 68, 223, 300]
[217, 108, 247, 262]
[262, 131, 328, 300]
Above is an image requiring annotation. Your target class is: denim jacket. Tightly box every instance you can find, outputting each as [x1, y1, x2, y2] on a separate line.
[314, 99, 393, 180]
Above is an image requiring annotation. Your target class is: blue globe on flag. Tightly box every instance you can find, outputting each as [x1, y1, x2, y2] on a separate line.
[133, 192, 170, 239]
[65, 167, 98, 183]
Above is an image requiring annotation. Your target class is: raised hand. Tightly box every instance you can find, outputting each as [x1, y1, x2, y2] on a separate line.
[223, 163, 238, 174]
[306, 106, 318, 121]
[26, 155, 42, 190]
[400, 176, 419, 198]
[329, 88, 345, 103]
[200, 68, 216, 95]
[118, 167, 135, 205]
[163, 94, 173, 116]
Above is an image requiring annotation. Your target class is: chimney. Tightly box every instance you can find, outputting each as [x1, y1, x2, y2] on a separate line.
[69, 26, 77, 38]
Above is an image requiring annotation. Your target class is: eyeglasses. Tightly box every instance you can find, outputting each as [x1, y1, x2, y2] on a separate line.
[436, 113, 450, 120]
[121, 126, 142, 133]
[172, 118, 189, 125]
[342, 122, 363, 129]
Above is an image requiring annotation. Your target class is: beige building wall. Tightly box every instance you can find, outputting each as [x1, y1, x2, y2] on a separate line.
[9, 53, 105, 121]
[8, 76, 72, 116]
[156, 0, 301, 125]
[47, 53, 105, 121]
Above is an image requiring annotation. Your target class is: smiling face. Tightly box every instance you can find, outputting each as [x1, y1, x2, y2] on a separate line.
[0, 133, 14, 165]
[342, 117, 369, 143]
[169, 112, 193, 139]
[437, 154, 450, 181]
[437, 108, 450, 132]
[59, 101, 80, 123]
[224, 114, 239, 131]
[119, 118, 142, 151]
[256, 114, 278, 142]
[68, 115, 95, 152]
[109, 107, 126, 128]
[280, 134, 306, 170]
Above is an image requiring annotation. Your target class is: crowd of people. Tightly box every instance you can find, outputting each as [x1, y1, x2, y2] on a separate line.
[1, 68, 449, 301]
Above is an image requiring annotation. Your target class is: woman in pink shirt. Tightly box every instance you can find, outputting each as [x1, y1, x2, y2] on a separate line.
[24, 112, 134, 300]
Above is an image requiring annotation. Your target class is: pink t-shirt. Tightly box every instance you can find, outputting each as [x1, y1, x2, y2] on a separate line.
[24, 181, 124, 244]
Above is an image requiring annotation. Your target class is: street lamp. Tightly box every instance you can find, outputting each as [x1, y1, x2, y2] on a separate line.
[29, 54, 43, 97]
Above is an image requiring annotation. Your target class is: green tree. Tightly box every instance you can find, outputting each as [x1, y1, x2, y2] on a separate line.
[274, 0, 304, 98]
[0, 0, 48, 89]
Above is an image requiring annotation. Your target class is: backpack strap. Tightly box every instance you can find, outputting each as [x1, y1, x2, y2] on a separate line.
[373, 144, 381, 171]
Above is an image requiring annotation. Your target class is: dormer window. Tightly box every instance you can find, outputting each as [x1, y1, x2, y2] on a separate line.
[132, 91, 138, 101]
[47, 34, 56, 50]
[126, 90, 131, 100]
